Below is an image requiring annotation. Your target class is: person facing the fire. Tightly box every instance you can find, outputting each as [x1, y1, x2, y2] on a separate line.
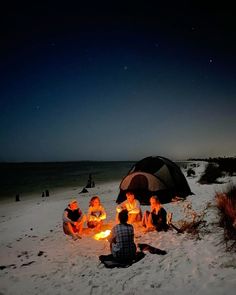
[142, 195, 168, 232]
[116, 191, 142, 224]
[63, 199, 86, 240]
[108, 209, 136, 263]
[87, 196, 106, 231]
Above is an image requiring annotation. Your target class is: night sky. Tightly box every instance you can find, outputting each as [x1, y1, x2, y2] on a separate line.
[1, 2, 236, 162]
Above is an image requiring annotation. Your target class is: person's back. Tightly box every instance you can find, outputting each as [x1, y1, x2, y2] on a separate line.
[111, 223, 136, 261]
[109, 209, 136, 262]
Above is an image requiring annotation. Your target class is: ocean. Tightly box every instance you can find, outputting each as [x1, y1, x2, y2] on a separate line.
[0, 161, 188, 200]
[0, 161, 135, 199]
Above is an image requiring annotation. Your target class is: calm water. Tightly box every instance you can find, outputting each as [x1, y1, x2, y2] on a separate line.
[0, 161, 188, 199]
[0, 161, 135, 199]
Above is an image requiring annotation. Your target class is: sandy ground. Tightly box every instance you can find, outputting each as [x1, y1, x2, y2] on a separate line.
[0, 161, 236, 295]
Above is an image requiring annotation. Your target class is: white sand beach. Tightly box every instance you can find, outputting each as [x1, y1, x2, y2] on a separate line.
[0, 161, 236, 295]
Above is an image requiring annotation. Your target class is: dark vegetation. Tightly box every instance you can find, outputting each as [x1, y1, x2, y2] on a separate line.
[198, 163, 222, 184]
[189, 157, 236, 176]
[188, 157, 236, 184]
[177, 217, 207, 238]
[175, 203, 209, 239]
[187, 168, 196, 177]
[216, 186, 236, 251]
[211, 157, 236, 176]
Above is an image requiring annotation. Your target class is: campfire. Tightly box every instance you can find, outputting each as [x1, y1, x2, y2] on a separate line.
[93, 229, 111, 240]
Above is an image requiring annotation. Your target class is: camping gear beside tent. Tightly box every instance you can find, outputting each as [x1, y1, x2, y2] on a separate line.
[116, 156, 192, 205]
[137, 243, 167, 255]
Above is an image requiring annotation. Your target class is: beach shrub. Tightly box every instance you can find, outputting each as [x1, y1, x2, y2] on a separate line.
[198, 163, 222, 184]
[175, 203, 208, 239]
[187, 168, 195, 177]
[178, 218, 207, 238]
[189, 157, 236, 176]
[216, 158, 236, 176]
[216, 186, 236, 251]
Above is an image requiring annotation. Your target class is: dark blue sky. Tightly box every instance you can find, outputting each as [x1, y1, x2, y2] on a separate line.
[1, 2, 236, 161]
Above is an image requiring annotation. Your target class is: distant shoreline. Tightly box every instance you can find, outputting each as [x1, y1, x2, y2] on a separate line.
[0, 159, 191, 164]
[0, 161, 136, 200]
[0, 160, 192, 200]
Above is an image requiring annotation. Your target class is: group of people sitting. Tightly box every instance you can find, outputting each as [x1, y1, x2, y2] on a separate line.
[63, 195, 106, 240]
[63, 192, 171, 263]
[63, 191, 169, 241]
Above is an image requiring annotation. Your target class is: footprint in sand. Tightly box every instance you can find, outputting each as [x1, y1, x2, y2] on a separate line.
[0, 264, 16, 270]
[21, 261, 35, 267]
[37, 251, 45, 256]
[17, 251, 29, 259]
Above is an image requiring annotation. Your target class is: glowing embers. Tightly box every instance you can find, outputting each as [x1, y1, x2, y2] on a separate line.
[93, 229, 111, 240]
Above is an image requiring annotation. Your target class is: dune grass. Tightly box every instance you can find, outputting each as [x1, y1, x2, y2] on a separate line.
[198, 163, 222, 184]
[175, 203, 208, 239]
[216, 185, 236, 251]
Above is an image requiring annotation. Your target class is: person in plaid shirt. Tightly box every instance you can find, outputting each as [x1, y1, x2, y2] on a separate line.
[108, 209, 136, 262]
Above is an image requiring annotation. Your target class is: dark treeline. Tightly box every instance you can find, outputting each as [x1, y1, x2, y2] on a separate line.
[188, 157, 236, 176]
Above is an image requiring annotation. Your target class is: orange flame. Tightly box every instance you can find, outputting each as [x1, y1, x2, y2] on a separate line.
[94, 229, 111, 240]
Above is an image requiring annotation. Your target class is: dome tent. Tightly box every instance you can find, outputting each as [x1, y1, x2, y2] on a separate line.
[116, 156, 193, 205]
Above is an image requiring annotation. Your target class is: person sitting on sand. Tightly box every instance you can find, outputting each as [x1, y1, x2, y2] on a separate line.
[87, 196, 106, 231]
[63, 199, 86, 240]
[108, 209, 136, 263]
[142, 195, 168, 232]
[116, 191, 142, 224]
